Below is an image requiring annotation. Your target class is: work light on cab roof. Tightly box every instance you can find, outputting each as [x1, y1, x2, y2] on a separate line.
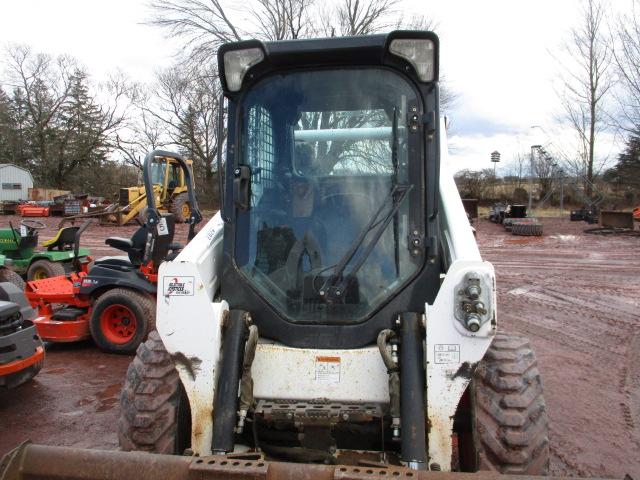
[220, 33, 438, 93]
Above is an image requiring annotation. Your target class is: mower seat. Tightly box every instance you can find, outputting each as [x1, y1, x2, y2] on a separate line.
[92, 256, 133, 268]
[43, 226, 79, 251]
[105, 237, 134, 252]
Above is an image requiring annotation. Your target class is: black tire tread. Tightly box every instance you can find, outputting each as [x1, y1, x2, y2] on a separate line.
[118, 331, 182, 453]
[90, 288, 156, 354]
[511, 223, 543, 237]
[170, 193, 189, 223]
[27, 259, 66, 280]
[470, 332, 550, 475]
[0, 268, 25, 290]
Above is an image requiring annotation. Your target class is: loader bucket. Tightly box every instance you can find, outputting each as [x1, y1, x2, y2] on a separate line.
[599, 210, 634, 229]
[0, 443, 616, 480]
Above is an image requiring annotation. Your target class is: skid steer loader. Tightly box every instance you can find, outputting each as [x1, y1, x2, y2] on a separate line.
[1, 31, 551, 480]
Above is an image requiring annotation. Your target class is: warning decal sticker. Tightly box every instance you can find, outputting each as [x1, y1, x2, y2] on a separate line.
[315, 356, 341, 383]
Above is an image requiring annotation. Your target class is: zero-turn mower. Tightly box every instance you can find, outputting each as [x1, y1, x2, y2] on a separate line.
[24, 152, 201, 354]
[0, 282, 44, 390]
[0, 219, 91, 280]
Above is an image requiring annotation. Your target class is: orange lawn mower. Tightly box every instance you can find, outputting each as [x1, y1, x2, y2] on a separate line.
[24, 151, 201, 354]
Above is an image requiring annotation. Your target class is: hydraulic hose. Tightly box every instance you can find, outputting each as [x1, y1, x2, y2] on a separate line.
[211, 310, 249, 454]
[399, 312, 427, 470]
[237, 324, 259, 434]
[377, 329, 400, 438]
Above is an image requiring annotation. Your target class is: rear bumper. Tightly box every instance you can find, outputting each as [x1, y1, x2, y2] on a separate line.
[0, 321, 43, 368]
[0, 346, 44, 377]
[0, 322, 44, 388]
[33, 315, 90, 342]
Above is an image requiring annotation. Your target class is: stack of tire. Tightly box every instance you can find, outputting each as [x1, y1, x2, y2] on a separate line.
[510, 218, 543, 237]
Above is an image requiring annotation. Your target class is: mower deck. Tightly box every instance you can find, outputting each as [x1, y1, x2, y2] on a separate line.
[26, 273, 92, 342]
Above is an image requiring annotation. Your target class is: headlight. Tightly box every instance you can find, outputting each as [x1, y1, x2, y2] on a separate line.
[389, 39, 435, 82]
[223, 48, 264, 92]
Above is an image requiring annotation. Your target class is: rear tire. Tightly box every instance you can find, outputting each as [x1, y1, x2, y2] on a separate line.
[171, 193, 190, 223]
[0, 268, 25, 290]
[118, 331, 191, 454]
[27, 260, 66, 281]
[467, 332, 549, 474]
[89, 288, 155, 354]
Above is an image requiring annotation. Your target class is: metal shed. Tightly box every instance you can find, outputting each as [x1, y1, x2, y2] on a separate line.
[0, 164, 34, 201]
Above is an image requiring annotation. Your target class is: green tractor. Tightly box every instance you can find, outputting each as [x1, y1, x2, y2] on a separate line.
[0, 220, 91, 281]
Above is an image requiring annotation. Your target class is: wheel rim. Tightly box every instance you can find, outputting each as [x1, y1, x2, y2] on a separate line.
[181, 202, 190, 219]
[33, 269, 48, 280]
[100, 304, 137, 345]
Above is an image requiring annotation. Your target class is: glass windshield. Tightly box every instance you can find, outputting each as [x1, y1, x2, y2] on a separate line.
[235, 69, 422, 324]
[150, 160, 166, 185]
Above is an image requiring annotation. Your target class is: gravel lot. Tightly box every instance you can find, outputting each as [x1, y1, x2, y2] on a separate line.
[0, 215, 639, 478]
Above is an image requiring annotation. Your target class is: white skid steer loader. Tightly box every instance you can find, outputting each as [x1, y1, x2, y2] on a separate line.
[1, 31, 551, 480]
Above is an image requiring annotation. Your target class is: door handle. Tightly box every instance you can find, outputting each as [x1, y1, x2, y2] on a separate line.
[233, 166, 251, 210]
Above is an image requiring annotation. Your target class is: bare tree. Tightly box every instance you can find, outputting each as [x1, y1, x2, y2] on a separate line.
[556, 0, 613, 195]
[500, 152, 528, 188]
[148, 0, 243, 66]
[251, 0, 316, 40]
[4, 45, 126, 187]
[334, 0, 399, 36]
[612, 0, 640, 134]
[115, 83, 169, 168]
[139, 65, 222, 203]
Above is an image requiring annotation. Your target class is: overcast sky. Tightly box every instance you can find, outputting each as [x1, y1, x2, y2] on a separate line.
[0, 0, 626, 172]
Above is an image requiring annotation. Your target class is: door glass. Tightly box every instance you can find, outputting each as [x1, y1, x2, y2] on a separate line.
[236, 69, 422, 324]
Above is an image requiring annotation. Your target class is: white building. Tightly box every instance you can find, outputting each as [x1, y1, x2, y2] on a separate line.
[0, 164, 34, 201]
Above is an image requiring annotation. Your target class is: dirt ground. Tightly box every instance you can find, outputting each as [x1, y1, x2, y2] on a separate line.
[1, 215, 639, 477]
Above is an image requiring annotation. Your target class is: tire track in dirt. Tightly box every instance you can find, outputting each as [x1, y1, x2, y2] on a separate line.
[480, 218, 640, 477]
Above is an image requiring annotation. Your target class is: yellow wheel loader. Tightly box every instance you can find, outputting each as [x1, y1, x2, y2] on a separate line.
[2, 30, 564, 480]
[108, 156, 195, 225]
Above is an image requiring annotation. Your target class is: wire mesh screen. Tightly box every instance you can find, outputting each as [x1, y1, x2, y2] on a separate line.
[247, 106, 274, 193]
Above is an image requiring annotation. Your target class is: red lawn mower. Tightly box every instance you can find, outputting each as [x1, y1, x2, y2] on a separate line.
[25, 150, 201, 354]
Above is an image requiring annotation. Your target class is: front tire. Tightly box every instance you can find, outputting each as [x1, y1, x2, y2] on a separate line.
[118, 331, 191, 453]
[467, 333, 549, 474]
[89, 288, 155, 354]
[27, 260, 66, 281]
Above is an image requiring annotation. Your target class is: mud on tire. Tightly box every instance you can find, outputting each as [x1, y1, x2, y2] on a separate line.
[0, 268, 25, 290]
[170, 193, 190, 223]
[118, 331, 190, 454]
[469, 332, 549, 474]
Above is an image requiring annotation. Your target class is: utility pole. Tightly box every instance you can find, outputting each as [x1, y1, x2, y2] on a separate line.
[529, 145, 540, 212]
[491, 151, 500, 199]
[558, 168, 564, 218]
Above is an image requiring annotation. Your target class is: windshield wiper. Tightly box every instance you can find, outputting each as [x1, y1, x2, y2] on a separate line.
[320, 183, 412, 303]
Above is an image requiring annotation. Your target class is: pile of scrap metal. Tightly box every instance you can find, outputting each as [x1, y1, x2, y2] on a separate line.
[1, 194, 96, 218]
[489, 203, 543, 236]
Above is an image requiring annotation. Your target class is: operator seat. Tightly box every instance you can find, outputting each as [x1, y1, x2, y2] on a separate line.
[42, 226, 79, 251]
[96, 213, 181, 269]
